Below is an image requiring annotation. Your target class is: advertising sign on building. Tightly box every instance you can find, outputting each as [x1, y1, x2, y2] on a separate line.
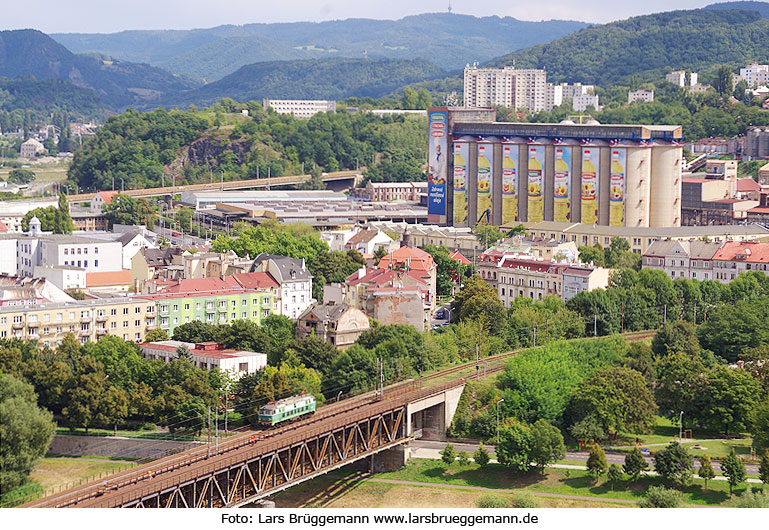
[427, 110, 448, 217]
[477, 143, 493, 223]
[527, 145, 545, 222]
[581, 148, 600, 225]
[609, 148, 627, 227]
[452, 142, 469, 225]
[502, 144, 518, 225]
[553, 147, 572, 222]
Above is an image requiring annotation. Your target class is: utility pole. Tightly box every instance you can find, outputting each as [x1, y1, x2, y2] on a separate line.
[215, 407, 219, 454]
[207, 406, 211, 458]
[620, 302, 625, 333]
[545, 311, 549, 344]
[594, 314, 597, 337]
[532, 327, 537, 347]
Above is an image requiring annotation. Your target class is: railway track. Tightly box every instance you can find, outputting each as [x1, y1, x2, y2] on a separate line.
[24, 330, 655, 508]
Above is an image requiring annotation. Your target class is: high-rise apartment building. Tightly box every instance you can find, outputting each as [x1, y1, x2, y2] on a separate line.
[463, 65, 547, 112]
[666, 70, 698, 87]
[739, 63, 769, 88]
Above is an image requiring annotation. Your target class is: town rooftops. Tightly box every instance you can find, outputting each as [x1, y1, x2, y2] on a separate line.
[251, 253, 312, 281]
[737, 178, 760, 193]
[140, 340, 265, 360]
[713, 241, 769, 263]
[298, 301, 353, 323]
[377, 246, 435, 272]
[96, 191, 118, 204]
[346, 229, 379, 246]
[86, 270, 132, 288]
[642, 239, 723, 260]
[152, 271, 280, 294]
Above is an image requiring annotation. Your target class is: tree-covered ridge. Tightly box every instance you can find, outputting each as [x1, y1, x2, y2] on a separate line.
[490, 8, 769, 85]
[0, 78, 110, 125]
[163, 58, 447, 108]
[67, 101, 427, 191]
[706, 1, 769, 18]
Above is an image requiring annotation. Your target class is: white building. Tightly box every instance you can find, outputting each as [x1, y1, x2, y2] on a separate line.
[320, 228, 358, 252]
[139, 340, 267, 378]
[573, 94, 600, 112]
[251, 254, 313, 319]
[19, 138, 45, 158]
[262, 99, 336, 119]
[547, 82, 595, 110]
[85, 229, 158, 269]
[344, 228, 397, 256]
[90, 191, 118, 214]
[641, 239, 722, 281]
[628, 89, 654, 104]
[561, 266, 611, 302]
[666, 70, 698, 87]
[463, 65, 548, 112]
[0, 198, 58, 233]
[33, 265, 87, 291]
[739, 63, 769, 88]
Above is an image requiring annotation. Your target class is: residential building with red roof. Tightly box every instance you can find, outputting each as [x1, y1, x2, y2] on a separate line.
[377, 245, 437, 300]
[449, 250, 471, 265]
[140, 340, 266, 377]
[90, 191, 119, 214]
[296, 302, 369, 349]
[712, 241, 769, 283]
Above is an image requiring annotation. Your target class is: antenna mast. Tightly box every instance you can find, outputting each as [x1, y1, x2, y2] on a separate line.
[448, 1, 452, 13]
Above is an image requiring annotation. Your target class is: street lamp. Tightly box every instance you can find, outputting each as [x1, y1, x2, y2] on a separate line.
[679, 411, 684, 441]
[496, 398, 504, 446]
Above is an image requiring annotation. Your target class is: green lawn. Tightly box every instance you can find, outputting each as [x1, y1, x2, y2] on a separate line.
[375, 458, 758, 506]
[55, 426, 208, 441]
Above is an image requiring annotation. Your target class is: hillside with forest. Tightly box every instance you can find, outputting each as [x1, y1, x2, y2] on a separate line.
[66, 100, 427, 192]
[488, 8, 769, 85]
[706, 1, 769, 17]
[162, 58, 447, 108]
[52, 14, 589, 80]
[0, 29, 199, 109]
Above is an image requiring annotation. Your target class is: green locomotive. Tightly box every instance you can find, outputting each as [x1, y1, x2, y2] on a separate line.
[257, 393, 316, 426]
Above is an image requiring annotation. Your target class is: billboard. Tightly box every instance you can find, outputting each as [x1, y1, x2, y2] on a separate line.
[452, 142, 469, 225]
[502, 144, 518, 225]
[580, 148, 600, 225]
[609, 148, 627, 227]
[476, 143, 493, 223]
[553, 146, 572, 223]
[527, 145, 545, 222]
[427, 110, 448, 216]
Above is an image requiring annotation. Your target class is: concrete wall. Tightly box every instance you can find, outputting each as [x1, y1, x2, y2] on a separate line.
[48, 434, 203, 460]
[407, 385, 465, 441]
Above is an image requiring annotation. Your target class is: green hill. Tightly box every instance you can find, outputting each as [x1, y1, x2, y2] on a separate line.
[706, 1, 769, 17]
[164, 58, 447, 108]
[488, 8, 769, 85]
[0, 77, 110, 122]
[0, 29, 200, 108]
[53, 13, 589, 79]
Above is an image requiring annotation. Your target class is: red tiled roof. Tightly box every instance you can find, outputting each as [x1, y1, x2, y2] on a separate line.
[449, 250, 471, 265]
[86, 270, 131, 287]
[347, 268, 428, 287]
[0, 220, 7, 233]
[713, 241, 769, 263]
[736, 178, 760, 192]
[97, 191, 118, 204]
[158, 276, 241, 293]
[748, 207, 769, 214]
[135, 287, 268, 301]
[231, 272, 279, 290]
[377, 246, 434, 272]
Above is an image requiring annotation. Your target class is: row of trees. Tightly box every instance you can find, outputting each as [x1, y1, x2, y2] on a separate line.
[20, 194, 74, 234]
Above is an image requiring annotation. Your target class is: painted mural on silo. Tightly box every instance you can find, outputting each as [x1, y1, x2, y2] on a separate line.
[453, 142, 469, 225]
[609, 148, 627, 227]
[581, 147, 599, 225]
[477, 143, 493, 223]
[527, 145, 545, 222]
[502, 144, 518, 224]
[553, 146, 571, 222]
[427, 110, 448, 217]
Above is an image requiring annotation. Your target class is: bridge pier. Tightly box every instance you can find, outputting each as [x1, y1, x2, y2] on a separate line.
[407, 385, 465, 442]
[370, 444, 409, 473]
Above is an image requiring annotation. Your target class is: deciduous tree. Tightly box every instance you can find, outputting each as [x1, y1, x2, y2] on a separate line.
[721, 450, 746, 497]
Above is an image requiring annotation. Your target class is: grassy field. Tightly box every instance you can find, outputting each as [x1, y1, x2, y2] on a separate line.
[272, 473, 630, 508]
[1, 457, 136, 507]
[373, 459, 756, 507]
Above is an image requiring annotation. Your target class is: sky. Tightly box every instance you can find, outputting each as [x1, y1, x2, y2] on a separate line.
[2, 0, 727, 33]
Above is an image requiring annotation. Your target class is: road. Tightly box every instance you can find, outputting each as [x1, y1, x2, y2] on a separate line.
[409, 440, 761, 477]
[155, 226, 209, 247]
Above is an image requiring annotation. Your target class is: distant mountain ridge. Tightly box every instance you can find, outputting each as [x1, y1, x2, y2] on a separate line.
[52, 13, 589, 80]
[0, 29, 199, 108]
[164, 57, 447, 108]
[488, 8, 769, 86]
[706, 1, 769, 17]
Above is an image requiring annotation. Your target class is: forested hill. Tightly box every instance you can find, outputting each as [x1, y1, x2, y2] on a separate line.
[52, 13, 589, 80]
[0, 77, 111, 123]
[0, 29, 199, 108]
[162, 58, 447, 108]
[487, 8, 769, 85]
[706, 1, 769, 17]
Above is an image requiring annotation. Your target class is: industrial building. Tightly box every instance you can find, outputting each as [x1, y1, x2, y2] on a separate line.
[427, 107, 684, 229]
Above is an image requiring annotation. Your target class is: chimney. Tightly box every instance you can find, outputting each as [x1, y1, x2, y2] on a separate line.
[401, 225, 411, 248]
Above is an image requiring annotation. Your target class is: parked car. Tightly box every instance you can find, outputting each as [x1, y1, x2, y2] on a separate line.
[436, 309, 446, 319]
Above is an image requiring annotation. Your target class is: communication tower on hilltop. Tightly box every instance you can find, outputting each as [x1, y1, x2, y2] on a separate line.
[448, 1, 452, 13]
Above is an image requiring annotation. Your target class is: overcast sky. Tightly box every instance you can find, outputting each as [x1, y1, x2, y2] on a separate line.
[3, 0, 721, 33]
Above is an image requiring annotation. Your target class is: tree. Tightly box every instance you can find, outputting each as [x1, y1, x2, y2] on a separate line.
[721, 450, 746, 498]
[496, 419, 534, 472]
[457, 451, 470, 466]
[760, 449, 769, 486]
[639, 486, 683, 508]
[651, 320, 700, 358]
[577, 245, 605, 267]
[175, 397, 207, 435]
[569, 415, 605, 444]
[283, 335, 338, 375]
[529, 419, 566, 472]
[103, 194, 157, 228]
[0, 374, 56, 494]
[736, 489, 769, 508]
[144, 328, 169, 342]
[100, 385, 129, 436]
[698, 454, 715, 491]
[62, 355, 107, 432]
[176, 207, 194, 232]
[623, 447, 649, 482]
[713, 65, 734, 97]
[750, 400, 769, 453]
[607, 464, 623, 490]
[473, 442, 490, 466]
[176, 345, 191, 361]
[7, 168, 35, 184]
[654, 442, 693, 489]
[569, 367, 656, 437]
[440, 443, 456, 465]
[586, 444, 608, 481]
[698, 366, 761, 435]
[654, 353, 706, 426]
[172, 321, 218, 343]
[54, 193, 75, 234]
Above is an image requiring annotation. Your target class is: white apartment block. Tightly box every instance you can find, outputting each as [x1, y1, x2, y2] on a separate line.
[666, 71, 698, 87]
[642, 239, 722, 281]
[262, 99, 336, 118]
[251, 254, 313, 319]
[573, 94, 600, 112]
[562, 266, 610, 302]
[628, 89, 654, 104]
[739, 63, 769, 88]
[463, 65, 548, 112]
